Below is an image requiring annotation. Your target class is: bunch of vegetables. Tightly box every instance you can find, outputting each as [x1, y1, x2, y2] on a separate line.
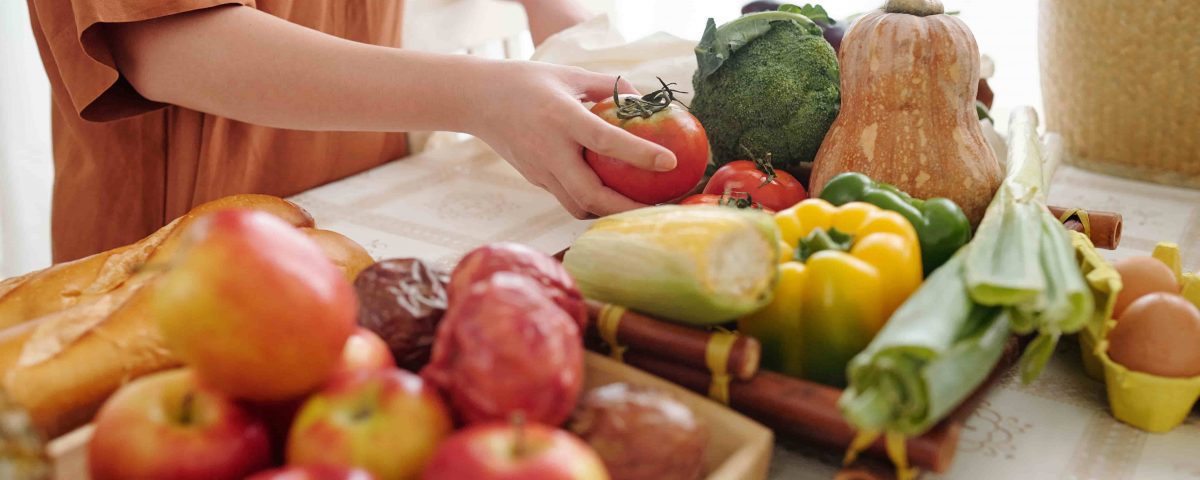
[565, 3, 1095, 477]
[838, 108, 1093, 479]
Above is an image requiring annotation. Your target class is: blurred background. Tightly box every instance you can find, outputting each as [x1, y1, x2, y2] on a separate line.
[0, 0, 1038, 277]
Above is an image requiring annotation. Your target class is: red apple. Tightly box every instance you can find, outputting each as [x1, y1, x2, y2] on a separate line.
[247, 465, 376, 480]
[154, 209, 358, 402]
[422, 273, 583, 426]
[421, 421, 609, 480]
[449, 243, 588, 332]
[335, 327, 396, 375]
[246, 397, 306, 465]
[88, 369, 271, 480]
[253, 328, 395, 460]
[287, 368, 453, 480]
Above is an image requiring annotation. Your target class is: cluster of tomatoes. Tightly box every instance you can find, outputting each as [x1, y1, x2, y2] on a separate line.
[583, 79, 807, 213]
[680, 158, 806, 213]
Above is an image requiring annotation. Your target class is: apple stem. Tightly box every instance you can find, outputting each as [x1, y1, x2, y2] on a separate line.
[352, 403, 373, 422]
[179, 391, 196, 425]
[511, 412, 527, 459]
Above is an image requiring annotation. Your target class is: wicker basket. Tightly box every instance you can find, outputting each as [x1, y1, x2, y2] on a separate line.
[1039, 0, 1200, 187]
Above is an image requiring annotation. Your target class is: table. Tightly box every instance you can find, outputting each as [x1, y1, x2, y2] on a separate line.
[291, 135, 1200, 479]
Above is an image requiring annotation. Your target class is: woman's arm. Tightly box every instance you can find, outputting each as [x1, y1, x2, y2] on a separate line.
[106, 5, 675, 217]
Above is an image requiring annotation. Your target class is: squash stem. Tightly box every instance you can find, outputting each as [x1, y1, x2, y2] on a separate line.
[884, 0, 945, 16]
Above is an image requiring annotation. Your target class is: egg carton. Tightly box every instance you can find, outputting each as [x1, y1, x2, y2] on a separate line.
[1073, 235, 1200, 433]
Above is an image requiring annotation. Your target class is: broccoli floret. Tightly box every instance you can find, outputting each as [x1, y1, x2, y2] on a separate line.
[691, 19, 840, 170]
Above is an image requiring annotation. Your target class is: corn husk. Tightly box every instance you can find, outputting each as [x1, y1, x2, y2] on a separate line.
[563, 206, 779, 325]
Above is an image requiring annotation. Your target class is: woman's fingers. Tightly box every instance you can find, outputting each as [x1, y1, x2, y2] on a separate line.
[567, 105, 676, 172]
[552, 152, 648, 217]
[542, 175, 590, 220]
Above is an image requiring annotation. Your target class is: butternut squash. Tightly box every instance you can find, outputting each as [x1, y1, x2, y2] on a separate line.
[809, 0, 1000, 226]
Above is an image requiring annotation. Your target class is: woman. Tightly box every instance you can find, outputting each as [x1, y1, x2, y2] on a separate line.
[26, 0, 675, 262]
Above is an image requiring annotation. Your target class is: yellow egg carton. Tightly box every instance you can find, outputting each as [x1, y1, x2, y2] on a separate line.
[1070, 232, 1122, 379]
[1072, 235, 1200, 433]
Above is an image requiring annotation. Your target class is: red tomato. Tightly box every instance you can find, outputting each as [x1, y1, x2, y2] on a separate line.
[680, 193, 775, 214]
[584, 80, 709, 205]
[703, 159, 807, 211]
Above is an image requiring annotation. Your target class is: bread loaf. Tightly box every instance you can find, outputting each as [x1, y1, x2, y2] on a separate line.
[0, 195, 367, 438]
[300, 228, 373, 282]
[0, 195, 314, 330]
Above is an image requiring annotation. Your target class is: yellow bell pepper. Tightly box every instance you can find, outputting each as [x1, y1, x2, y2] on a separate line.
[739, 199, 923, 387]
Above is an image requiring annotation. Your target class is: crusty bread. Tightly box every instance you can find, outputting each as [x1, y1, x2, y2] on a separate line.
[0, 194, 365, 439]
[0, 195, 314, 331]
[300, 228, 374, 283]
[0, 272, 171, 438]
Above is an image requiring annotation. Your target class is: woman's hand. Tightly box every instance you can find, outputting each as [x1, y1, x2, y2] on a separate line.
[464, 61, 678, 219]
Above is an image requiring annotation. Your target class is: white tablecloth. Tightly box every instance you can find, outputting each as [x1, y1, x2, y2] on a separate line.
[291, 135, 1200, 480]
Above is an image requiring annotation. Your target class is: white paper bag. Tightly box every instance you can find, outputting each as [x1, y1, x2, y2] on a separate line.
[532, 15, 699, 104]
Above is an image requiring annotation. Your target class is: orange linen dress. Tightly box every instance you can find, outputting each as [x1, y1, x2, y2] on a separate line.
[26, 0, 408, 262]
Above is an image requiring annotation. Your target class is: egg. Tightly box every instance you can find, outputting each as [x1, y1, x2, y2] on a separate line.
[1107, 293, 1200, 378]
[1112, 256, 1179, 318]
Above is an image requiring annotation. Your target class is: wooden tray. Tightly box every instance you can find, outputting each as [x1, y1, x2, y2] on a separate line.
[46, 352, 774, 480]
[576, 300, 1020, 474]
[614, 339, 1020, 474]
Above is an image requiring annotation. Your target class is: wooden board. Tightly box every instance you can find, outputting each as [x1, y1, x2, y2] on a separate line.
[46, 352, 774, 480]
[582, 352, 774, 480]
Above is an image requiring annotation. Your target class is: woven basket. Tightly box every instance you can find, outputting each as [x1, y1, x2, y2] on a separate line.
[1039, 0, 1200, 187]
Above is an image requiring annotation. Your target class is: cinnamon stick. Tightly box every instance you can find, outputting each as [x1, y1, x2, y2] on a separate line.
[621, 337, 1019, 474]
[1047, 206, 1121, 249]
[585, 300, 760, 380]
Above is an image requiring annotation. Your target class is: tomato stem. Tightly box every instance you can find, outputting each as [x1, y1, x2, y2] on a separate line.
[739, 144, 778, 186]
[613, 77, 688, 121]
[717, 187, 764, 211]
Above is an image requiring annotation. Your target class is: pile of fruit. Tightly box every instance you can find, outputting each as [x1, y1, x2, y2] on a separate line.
[86, 212, 708, 480]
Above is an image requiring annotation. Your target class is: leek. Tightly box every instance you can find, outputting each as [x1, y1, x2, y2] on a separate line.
[840, 251, 1010, 435]
[965, 107, 1045, 305]
[965, 107, 1093, 381]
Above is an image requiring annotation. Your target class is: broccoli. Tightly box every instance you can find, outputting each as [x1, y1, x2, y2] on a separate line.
[690, 11, 840, 170]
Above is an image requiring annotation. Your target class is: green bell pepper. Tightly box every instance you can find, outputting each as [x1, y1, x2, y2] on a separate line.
[819, 172, 970, 275]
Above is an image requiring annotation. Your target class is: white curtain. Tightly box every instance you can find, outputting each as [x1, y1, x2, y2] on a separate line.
[0, 2, 54, 278]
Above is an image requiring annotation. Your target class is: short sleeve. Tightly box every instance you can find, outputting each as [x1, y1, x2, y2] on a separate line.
[27, 0, 254, 122]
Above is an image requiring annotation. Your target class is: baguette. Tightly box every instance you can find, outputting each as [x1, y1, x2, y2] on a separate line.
[0, 195, 314, 330]
[0, 271, 173, 438]
[0, 196, 373, 439]
[300, 228, 374, 282]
